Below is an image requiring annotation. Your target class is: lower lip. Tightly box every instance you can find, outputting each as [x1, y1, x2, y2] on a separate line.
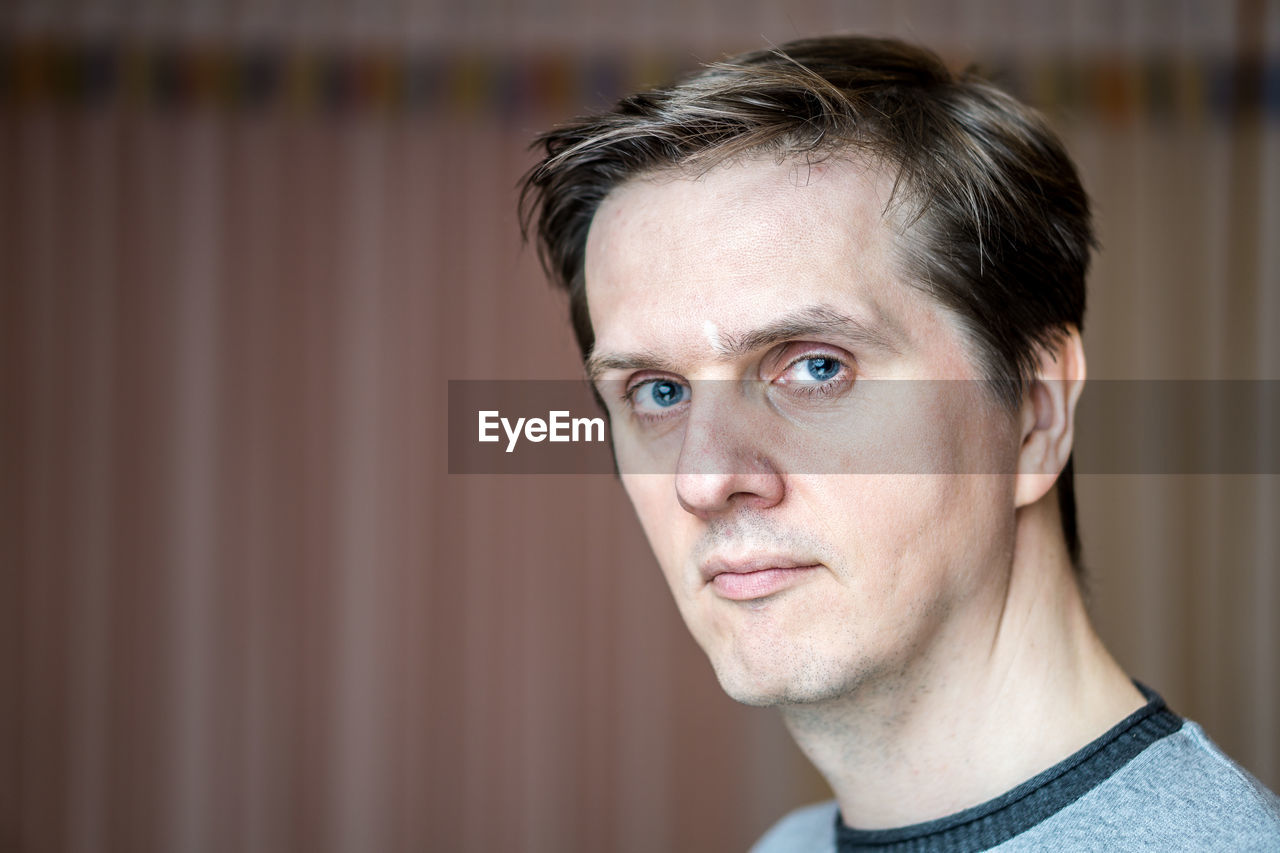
[710, 566, 820, 601]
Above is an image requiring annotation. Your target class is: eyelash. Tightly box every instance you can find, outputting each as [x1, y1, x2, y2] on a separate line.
[621, 377, 688, 424]
[777, 352, 854, 397]
[620, 349, 853, 420]
[787, 376, 845, 397]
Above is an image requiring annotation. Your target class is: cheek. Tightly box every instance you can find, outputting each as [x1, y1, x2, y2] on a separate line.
[771, 381, 1017, 478]
[809, 473, 1011, 593]
[810, 476, 945, 565]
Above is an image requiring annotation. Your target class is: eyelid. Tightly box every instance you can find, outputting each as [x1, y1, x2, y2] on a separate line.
[614, 343, 852, 406]
[623, 371, 687, 401]
[621, 373, 691, 424]
[770, 342, 855, 380]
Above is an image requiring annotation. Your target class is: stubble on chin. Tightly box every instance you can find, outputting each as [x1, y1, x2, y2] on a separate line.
[703, 619, 881, 709]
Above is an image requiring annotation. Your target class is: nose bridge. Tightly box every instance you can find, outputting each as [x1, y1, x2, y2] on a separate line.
[675, 380, 784, 515]
[678, 382, 740, 473]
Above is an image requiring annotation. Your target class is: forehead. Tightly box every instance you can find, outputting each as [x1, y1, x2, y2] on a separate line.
[583, 155, 926, 362]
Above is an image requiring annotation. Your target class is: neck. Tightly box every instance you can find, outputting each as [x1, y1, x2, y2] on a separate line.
[780, 494, 1145, 830]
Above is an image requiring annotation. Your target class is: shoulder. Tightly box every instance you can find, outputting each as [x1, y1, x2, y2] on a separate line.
[1150, 722, 1280, 828]
[750, 800, 839, 853]
[1129, 721, 1280, 825]
[1019, 720, 1280, 851]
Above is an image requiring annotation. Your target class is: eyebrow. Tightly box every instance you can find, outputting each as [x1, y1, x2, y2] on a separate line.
[585, 304, 902, 382]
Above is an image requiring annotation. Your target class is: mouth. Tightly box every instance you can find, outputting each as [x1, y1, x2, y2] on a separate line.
[700, 556, 822, 602]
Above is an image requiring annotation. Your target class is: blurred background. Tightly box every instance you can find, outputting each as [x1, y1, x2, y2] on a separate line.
[2, 1, 1277, 851]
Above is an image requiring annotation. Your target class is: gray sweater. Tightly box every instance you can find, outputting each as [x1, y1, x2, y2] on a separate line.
[752, 693, 1280, 852]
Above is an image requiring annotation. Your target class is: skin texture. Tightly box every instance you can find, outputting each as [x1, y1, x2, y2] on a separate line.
[583, 155, 1144, 828]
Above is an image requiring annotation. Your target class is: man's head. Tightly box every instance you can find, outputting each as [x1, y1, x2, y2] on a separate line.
[520, 36, 1094, 705]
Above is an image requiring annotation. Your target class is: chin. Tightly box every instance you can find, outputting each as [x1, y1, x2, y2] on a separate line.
[708, 650, 859, 708]
[715, 675, 788, 708]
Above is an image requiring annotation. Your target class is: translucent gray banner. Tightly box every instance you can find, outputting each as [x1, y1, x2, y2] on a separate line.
[448, 380, 1280, 475]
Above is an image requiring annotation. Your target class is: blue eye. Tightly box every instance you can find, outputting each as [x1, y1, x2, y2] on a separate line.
[626, 377, 690, 418]
[649, 380, 685, 407]
[777, 352, 851, 393]
[804, 357, 841, 382]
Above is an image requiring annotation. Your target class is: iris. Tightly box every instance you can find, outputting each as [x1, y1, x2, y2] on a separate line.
[805, 357, 840, 381]
[651, 380, 685, 407]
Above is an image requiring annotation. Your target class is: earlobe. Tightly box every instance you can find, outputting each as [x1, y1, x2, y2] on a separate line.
[1014, 328, 1086, 509]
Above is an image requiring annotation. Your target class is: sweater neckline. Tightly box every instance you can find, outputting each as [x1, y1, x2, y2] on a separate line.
[834, 682, 1183, 852]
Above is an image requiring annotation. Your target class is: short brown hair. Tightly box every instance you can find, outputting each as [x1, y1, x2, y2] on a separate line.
[519, 35, 1094, 569]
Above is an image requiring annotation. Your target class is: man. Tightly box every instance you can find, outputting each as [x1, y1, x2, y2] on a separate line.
[520, 36, 1280, 850]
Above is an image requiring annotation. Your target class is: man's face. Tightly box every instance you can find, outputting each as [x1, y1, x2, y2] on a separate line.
[584, 156, 1022, 706]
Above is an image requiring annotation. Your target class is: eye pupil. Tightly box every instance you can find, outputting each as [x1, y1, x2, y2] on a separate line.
[805, 357, 839, 381]
[651, 381, 684, 407]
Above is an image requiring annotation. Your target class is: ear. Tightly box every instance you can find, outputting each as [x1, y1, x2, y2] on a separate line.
[1015, 327, 1086, 509]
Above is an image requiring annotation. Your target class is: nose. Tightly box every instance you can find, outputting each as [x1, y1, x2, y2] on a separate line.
[674, 389, 785, 519]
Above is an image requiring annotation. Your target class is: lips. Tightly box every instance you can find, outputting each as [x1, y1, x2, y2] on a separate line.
[701, 556, 822, 601]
